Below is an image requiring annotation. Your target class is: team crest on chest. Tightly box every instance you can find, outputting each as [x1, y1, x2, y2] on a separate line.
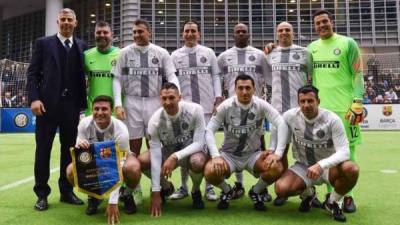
[181, 121, 189, 130]
[293, 52, 300, 60]
[248, 112, 255, 120]
[248, 55, 256, 61]
[316, 129, 325, 138]
[152, 57, 159, 64]
[111, 59, 116, 66]
[200, 56, 207, 63]
[333, 48, 341, 55]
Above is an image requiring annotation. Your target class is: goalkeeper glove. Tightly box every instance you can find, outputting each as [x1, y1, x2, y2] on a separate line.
[345, 99, 366, 125]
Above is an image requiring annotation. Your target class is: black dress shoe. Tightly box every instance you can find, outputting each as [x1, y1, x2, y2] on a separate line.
[60, 192, 84, 205]
[34, 197, 48, 211]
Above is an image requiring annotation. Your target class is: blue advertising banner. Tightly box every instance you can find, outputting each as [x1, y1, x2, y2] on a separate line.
[0, 108, 35, 132]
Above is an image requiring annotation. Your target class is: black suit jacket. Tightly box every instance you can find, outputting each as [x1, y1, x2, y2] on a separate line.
[26, 34, 87, 110]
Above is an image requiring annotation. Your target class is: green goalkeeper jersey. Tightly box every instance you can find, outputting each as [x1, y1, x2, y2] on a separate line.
[308, 33, 364, 113]
[84, 46, 119, 115]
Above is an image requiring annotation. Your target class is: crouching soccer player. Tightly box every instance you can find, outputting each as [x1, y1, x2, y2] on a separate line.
[138, 82, 208, 217]
[66, 95, 142, 224]
[204, 74, 289, 211]
[275, 85, 359, 222]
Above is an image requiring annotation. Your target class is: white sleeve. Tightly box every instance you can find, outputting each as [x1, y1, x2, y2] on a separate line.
[317, 117, 350, 169]
[175, 106, 205, 160]
[205, 104, 225, 158]
[112, 53, 125, 107]
[116, 121, 130, 152]
[261, 53, 271, 85]
[265, 54, 272, 85]
[210, 50, 222, 97]
[108, 187, 120, 204]
[261, 100, 288, 158]
[75, 119, 88, 147]
[163, 51, 180, 93]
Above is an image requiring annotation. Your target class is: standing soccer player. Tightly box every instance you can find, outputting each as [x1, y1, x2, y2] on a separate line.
[112, 19, 180, 204]
[218, 23, 270, 199]
[170, 20, 222, 201]
[84, 21, 118, 114]
[308, 9, 365, 212]
[204, 75, 288, 211]
[275, 85, 359, 222]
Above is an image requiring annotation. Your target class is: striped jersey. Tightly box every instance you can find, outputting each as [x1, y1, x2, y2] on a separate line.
[111, 43, 176, 98]
[266, 44, 311, 113]
[148, 101, 205, 192]
[218, 46, 269, 98]
[171, 45, 221, 114]
[283, 107, 350, 169]
[206, 96, 288, 158]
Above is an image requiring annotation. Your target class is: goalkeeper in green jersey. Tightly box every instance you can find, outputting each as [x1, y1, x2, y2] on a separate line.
[84, 21, 119, 115]
[308, 9, 365, 213]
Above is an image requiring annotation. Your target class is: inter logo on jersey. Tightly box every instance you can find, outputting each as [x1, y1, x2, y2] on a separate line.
[316, 129, 325, 138]
[111, 59, 116, 66]
[248, 55, 256, 61]
[152, 57, 159, 64]
[333, 48, 341, 55]
[200, 56, 207, 63]
[293, 52, 300, 60]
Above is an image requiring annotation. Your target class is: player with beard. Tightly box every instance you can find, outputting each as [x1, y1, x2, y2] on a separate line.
[84, 21, 119, 115]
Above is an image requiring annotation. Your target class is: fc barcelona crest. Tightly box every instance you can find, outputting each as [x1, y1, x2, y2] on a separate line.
[382, 105, 392, 116]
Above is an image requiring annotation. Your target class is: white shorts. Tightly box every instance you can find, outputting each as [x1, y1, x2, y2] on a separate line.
[289, 162, 330, 188]
[123, 96, 161, 139]
[221, 151, 262, 176]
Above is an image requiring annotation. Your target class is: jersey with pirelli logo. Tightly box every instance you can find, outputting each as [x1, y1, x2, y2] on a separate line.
[211, 96, 281, 157]
[266, 45, 311, 113]
[111, 43, 176, 97]
[147, 101, 205, 157]
[283, 107, 349, 167]
[218, 46, 269, 98]
[171, 45, 221, 114]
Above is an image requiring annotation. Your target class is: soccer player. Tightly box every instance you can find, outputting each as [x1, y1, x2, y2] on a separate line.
[138, 82, 207, 217]
[308, 9, 365, 212]
[66, 95, 142, 224]
[265, 21, 313, 206]
[204, 74, 288, 211]
[112, 19, 180, 204]
[275, 85, 359, 222]
[170, 20, 222, 201]
[218, 23, 270, 199]
[84, 21, 119, 115]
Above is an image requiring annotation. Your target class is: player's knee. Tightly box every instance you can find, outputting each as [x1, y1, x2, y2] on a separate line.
[343, 161, 359, 178]
[189, 153, 206, 173]
[204, 161, 223, 185]
[138, 152, 150, 171]
[274, 180, 290, 197]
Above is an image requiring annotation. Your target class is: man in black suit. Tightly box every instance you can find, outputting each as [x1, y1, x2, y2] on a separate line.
[27, 8, 87, 211]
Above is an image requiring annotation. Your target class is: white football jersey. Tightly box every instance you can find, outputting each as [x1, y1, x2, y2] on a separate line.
[218, 46, 269, 98]
[147, 101, 205, 191]
[206, 96, 288, 158]
[283, 107, 350, 169]
[171, 45, 221, 114]
[112, 43, 177, 97]
[266, 44, 311, 113]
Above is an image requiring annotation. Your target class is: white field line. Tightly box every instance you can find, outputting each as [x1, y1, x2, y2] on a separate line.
[0, 167, 60, 192]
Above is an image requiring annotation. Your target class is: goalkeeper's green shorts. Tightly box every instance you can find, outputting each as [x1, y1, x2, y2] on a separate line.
[335, 112, 362, 147]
